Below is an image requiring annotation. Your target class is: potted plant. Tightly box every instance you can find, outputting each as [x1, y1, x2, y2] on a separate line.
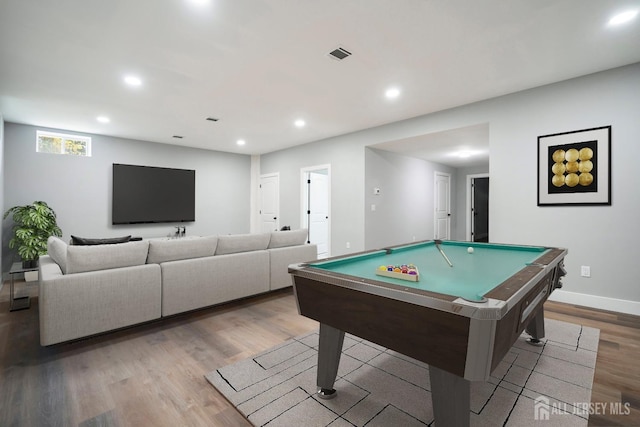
[3, 201, 62, 268]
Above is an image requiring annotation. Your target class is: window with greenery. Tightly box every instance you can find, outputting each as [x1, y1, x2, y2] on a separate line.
[36, 131, 92, 156]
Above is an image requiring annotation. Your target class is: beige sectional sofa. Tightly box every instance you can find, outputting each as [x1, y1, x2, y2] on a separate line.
[38, 229, 316, 346]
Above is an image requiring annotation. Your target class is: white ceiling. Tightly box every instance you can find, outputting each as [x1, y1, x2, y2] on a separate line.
[1, 1, 639, 167]
[371, 123, 490, 168]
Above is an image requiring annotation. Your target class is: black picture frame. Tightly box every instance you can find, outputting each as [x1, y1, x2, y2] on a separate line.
[537, 126, 611, 206]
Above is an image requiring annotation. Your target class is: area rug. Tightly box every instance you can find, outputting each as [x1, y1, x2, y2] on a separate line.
[206, 319, 599, 426]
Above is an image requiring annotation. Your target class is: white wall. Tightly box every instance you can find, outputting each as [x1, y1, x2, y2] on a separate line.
[0, 114, 4, 283]
[260, 132, 367, 256]
[364, 148, 456, 249]
[261, 63, 640, 312]
[2, 123, 252, 272]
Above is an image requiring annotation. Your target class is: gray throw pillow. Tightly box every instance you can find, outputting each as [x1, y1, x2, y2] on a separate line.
[71, 235, 132, 245]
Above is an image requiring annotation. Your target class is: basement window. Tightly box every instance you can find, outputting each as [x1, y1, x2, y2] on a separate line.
[36, 131, 92, 157]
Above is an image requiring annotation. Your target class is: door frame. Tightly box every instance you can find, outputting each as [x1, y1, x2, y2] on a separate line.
[300, 164, 331, 256]
[466, 173, 489, 241]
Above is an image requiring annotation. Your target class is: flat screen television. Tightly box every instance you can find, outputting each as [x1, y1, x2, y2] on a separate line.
[112, 163, 195, 224]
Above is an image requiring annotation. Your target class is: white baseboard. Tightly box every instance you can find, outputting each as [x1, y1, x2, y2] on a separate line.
[549, 289, 640, 316]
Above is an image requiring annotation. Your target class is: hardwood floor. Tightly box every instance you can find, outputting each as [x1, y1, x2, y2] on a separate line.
[1, 281, 638, 426]
[544, 301, 640, 426]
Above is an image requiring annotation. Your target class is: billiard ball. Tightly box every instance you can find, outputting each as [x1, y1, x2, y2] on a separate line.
[467, 247, 474, 254]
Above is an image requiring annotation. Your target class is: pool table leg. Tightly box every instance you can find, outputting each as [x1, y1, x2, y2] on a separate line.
[316, 323, 345, 400]
[525, 307, 545, 345]
[428, 365, 470, 427]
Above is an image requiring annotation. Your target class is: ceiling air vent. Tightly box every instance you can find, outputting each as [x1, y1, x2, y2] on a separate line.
[205, 117, 219, 122]
[328, 46, 352, 61]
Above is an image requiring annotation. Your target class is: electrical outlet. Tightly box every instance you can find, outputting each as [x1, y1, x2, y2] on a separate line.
[346, 242, 350, 249]
[371, 204, 376, 211]
[581, 266, 591, 277]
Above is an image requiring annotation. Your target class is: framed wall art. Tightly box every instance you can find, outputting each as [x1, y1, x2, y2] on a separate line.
[537, 126, 611, 206]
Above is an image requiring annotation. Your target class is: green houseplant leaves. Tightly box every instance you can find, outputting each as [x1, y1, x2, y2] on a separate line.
[3, 201, 62, 267]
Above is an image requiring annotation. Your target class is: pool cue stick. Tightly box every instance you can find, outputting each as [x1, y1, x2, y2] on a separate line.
[434, 239, 453, 267]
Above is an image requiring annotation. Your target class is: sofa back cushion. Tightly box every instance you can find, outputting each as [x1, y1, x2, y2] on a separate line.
[215, 233, 271, 255]
[268, 228, 308, 249]
[47, 236, 68, 274]
[147, 236, 218, 264]
[66, 240, 150, 274]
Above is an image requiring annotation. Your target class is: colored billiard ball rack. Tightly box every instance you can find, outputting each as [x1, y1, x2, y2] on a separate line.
[375, 264, 419, 282]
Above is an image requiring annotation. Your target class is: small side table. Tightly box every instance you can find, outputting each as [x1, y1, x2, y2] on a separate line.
[9, 262, 38, 311]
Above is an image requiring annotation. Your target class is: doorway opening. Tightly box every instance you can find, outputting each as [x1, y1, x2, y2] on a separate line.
[466, 174, 489, 242]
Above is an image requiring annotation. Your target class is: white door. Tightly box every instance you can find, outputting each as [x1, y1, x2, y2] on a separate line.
[302, 165, 331, 258]
[434, 172, 451, 239]
[260, 173, 279, 232]
[310, 172, 330, 257]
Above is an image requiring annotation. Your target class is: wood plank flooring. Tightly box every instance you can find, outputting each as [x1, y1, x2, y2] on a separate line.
[1, 281, 638, 426]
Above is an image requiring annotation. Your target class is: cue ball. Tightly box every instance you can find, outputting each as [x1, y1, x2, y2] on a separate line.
[467, 247, 474, 254]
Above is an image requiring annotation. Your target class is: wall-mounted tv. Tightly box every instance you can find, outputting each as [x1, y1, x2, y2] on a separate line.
[112, 163, 195, 224]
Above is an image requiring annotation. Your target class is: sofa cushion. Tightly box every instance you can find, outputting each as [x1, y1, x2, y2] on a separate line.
[147, 236, 218, 264]
[71, 235, 131, 245]
[268, 228, 308, 249]
[66, 240, 150, 274]
[47, 236, 68, 274]
[215, 233, 271, 255]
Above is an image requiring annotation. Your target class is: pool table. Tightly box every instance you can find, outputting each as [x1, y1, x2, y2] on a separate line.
[289, 240, 567, 427]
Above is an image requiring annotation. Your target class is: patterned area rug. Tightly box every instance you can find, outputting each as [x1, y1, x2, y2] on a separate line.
[206, 319, 599, 426]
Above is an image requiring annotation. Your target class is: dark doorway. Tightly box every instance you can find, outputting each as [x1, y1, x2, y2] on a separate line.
[472, 177, 489, 242]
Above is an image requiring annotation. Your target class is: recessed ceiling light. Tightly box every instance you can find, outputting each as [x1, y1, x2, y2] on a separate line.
[96, 116, 110, 123]
[294, 119, 306, 128]
[236, 139, 246, 146]
[608, 10, 638, 26]
[452, 149, 483, 159]
[123, 75, 142, 86]
[385, 87, 401, 99]
[186, 0, 210, 5]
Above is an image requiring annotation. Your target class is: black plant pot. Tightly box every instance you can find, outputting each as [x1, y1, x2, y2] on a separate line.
[22, 259, 39, 269]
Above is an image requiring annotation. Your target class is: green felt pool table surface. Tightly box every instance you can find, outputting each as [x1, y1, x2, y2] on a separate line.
[310, 241, 549, 302]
